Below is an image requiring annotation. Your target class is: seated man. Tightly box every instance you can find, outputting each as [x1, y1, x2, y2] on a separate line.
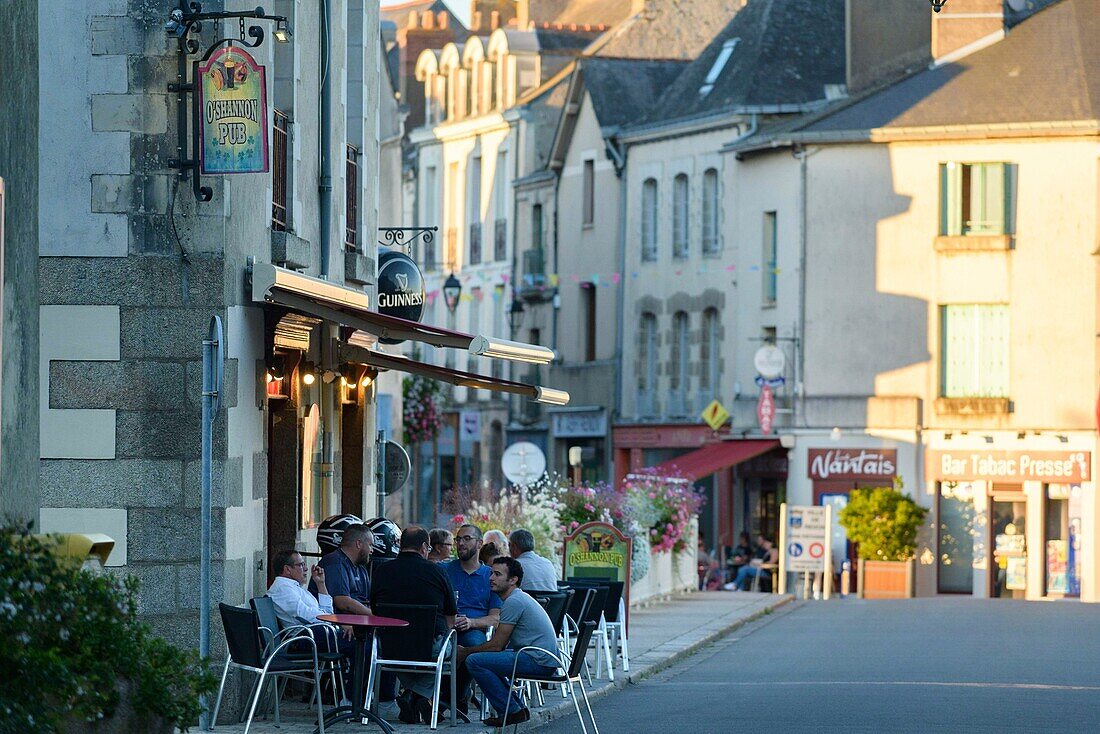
[370, 525, 458, 724]
[458, 557, 559, 727]
[428, 527, 454, 563]
[508, 528, 559, 592]
[729, 535, 779, 591]
[268, 549, 334, 627]
[446, 524, 501, 646]
[309, 524, 373, 614]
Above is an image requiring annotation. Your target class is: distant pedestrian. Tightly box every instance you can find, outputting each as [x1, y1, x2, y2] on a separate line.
[727, 535, 778, 591]
[509, 528, 558, 591]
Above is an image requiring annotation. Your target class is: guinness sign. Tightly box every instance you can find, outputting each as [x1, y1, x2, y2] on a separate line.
[377, 250, 425, 343]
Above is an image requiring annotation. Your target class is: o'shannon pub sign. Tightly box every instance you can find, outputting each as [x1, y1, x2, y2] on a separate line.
[808, 448, 897, 481]
[198, 46, 269, 175]
[927, 450, 1091, 484]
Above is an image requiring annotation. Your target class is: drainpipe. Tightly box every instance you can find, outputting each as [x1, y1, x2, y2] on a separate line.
[319, 0, 333, 279]
[792, 142, 818, 429]
[610, 135, 627, 483]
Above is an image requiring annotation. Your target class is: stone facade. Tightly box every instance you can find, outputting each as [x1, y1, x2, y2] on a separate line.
[31, 0, 384, 679]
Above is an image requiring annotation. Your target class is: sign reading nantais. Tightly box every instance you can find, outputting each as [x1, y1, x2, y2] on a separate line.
[808, 448, 897, 481]
[198, 46, 269, 175]
[927, 450, 1090, 483]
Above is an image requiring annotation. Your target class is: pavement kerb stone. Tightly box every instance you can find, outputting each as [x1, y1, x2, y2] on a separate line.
[515, 593, 794, 732]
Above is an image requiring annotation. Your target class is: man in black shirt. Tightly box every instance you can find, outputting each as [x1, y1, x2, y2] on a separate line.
[370, 525, 458, 722]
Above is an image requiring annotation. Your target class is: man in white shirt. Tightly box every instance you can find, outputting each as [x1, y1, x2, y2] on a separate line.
[267, 549, 335, 627]
[509, 529, 559, 592]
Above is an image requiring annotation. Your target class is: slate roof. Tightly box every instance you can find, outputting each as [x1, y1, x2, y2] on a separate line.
[526, 77, 574, 169]
[530, 0, 635, 27]
[793, 0, 1099, 135]
[646, 0, 845, 123]
[581, 57, 688, 128]
[590, 0, 742, 61]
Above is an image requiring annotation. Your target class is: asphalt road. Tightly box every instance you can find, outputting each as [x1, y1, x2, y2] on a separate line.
[535, 597, 1100, 733]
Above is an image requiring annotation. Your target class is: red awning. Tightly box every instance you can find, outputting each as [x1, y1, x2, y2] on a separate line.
[650, 440, 781, 482]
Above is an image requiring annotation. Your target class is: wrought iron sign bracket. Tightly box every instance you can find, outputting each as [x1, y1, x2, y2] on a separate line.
[378, 227, 439, 255]
[164, 3, 288, 202]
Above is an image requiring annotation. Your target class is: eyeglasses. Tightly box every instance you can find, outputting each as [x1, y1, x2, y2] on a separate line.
[291, 561, 307, 569]
[455, 535, 478, 543]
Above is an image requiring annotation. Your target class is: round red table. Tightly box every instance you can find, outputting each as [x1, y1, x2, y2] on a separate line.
[315, 613, 408, 733]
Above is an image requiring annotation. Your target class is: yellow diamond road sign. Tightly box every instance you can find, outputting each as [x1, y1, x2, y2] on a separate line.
[701, 400, 730, 431]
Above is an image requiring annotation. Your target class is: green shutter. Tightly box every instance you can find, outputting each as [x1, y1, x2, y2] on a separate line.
[942, 304, 1009, 397]
[974, 163, 1005, 235]
[941, 163, 963, 236]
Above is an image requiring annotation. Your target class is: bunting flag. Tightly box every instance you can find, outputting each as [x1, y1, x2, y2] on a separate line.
[491, 289, 502, 301]
[591, 274, 600, 286]
[549, 274, 560, 286]
[474, 289, 485, 302]
[725, 265, 735, 272]
[501, 274, 510, 283]
[611, 273, 621, 284]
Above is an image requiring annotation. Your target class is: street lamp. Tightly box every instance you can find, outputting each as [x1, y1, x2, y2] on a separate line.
[507, 298, 525, 337]
[443, 273, 462, 314]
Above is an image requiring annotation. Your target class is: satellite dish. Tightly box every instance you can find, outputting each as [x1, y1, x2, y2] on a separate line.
[501, 442, 546, 486]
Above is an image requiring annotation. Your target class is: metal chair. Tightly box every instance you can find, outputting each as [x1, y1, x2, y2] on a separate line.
[369, 603, 458, 729]
[210, 603, 326, 734]
[567, 579, 628, 675]
[561, 582, 613, 681]
[249, 596, 346, 708]
[529, 589, 575, 699]
[502, 621, 600, 734]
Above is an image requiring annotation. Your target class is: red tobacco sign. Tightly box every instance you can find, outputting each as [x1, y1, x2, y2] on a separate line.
[757, 385, 775, 435]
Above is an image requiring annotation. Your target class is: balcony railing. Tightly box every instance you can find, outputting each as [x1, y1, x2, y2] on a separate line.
[469, 222, 482, 265]
[494, 218, 507, 261]
[518, 248, 550, 301]
[271, 110, 289, 232]
[345, 143, 359, 251]
[445, 227, 458, 271]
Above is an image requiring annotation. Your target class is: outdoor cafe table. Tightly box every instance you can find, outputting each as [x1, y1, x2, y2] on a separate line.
[315, 613, 408, 733]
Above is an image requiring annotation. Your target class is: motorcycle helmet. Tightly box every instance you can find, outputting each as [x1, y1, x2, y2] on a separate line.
[317, 513, 364, 556]
[366, 517, 402, 559]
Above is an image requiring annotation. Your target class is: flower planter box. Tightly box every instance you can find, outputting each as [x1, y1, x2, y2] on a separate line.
[857, 558, 915, 599]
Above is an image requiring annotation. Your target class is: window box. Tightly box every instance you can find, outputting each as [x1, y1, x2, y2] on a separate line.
[934, 397, 1012, 415]
[934, 234, 1012, 252]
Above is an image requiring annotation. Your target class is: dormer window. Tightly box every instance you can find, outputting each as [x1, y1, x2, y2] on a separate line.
[699, 38, 739, 98]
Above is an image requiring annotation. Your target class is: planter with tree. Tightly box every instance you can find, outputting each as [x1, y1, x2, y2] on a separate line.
[838, 483, 928, 599]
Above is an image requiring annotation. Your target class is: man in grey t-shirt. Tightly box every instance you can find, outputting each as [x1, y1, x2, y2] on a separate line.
[509, 528, 560, 591]
[457, 556, 559, 727]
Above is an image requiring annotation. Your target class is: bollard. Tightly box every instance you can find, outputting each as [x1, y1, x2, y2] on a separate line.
[840, 559, 852, 599]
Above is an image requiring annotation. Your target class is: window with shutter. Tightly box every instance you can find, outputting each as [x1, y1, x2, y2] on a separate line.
[940, 304, 1009, 397]
[939, 162, 1012, 236]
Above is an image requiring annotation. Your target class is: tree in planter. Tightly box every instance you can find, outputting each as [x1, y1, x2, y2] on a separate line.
[0, 523, 217, 732]
[838, 482, 928, 561]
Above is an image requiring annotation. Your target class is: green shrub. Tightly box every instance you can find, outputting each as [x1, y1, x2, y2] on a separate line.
[838, 483, 928, 562]
[0, 523, 217, 732]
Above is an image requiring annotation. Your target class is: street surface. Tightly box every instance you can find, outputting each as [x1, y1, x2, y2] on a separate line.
[537, 598, 1100, 733]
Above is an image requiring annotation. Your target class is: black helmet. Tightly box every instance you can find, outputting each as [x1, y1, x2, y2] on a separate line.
[317, 513, 364, 556]
[366, 517, 401, 559]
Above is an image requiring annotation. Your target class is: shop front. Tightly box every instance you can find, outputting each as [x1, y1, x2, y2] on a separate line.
[252, 262, 570, 571]
[615, 424, 787, 555]
[550, 407, 608, 483]
[806, 447, 899, 592]
[927, 441, 1094, 600]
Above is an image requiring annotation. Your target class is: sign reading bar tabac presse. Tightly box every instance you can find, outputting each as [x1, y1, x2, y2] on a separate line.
[198, 46, 269, 175]
[927, 450, 1090, 483]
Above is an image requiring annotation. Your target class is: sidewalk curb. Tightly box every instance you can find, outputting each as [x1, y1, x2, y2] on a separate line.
[520, 594, 794, 731]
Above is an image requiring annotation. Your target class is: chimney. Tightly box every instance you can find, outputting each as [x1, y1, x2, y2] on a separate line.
[438, 12, 449, 30]
[491, 10, 500, 30]
[472, 11, 483, 30]
[845, 0, 931, 94]
[422, 10, 434, 29]
[407, 10, 419, 29]
[932, 0, 1004, 60]
[515, 0, 529, 31]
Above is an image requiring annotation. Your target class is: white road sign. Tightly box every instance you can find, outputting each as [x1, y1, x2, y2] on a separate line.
[783, 505, 829, 573]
